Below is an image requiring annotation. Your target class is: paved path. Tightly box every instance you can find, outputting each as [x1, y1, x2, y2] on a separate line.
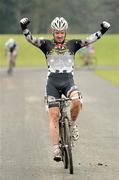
[0, 68, 119, 180]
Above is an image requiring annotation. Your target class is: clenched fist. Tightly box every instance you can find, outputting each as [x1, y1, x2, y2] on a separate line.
[100, 21, 110, 34]
[20, 17, 30, 30]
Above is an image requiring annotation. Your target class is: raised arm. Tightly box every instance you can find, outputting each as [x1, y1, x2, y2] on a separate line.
[81, 21, 110, 47]
[20, 17, 43, 48]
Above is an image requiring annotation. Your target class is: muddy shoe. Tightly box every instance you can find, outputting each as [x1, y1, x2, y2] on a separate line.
[53, 148, 62, 162]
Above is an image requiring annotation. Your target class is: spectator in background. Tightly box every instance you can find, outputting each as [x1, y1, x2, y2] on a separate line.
[5, 38, 18, 74]
[80, 44, 95, 66]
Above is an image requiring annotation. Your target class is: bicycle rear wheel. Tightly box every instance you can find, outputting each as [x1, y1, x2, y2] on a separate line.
[64, 117, 73, 174]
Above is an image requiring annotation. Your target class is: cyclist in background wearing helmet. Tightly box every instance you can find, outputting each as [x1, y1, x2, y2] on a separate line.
[5, 38, 18, 74]
[20, 17, 110, 161]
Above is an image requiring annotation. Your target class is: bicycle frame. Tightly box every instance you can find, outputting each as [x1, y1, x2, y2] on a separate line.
[54, 97, 74, 174]
[49, 96, 80, 174]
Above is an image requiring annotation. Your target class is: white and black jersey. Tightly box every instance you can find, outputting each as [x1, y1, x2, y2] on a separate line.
[23, 28, 102, 76]
[22, 29, 103, 103]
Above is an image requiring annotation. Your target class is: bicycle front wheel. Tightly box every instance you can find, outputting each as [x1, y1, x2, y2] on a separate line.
[59, 120, 68, 169]
[64, 117, 73, 174]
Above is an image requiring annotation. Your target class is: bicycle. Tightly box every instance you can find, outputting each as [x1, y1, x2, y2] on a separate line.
[76, 46, 97, 70]
[82, 54, 97, 70]
[53, 96, 80, 174]
[7, 59, 15, 74]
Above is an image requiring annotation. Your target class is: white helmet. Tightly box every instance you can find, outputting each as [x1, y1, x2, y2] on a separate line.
[9, 38, 15, 43]
[51, 17, 68, 31]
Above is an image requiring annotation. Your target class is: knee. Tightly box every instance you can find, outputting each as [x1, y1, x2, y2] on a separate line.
[70, 91, 82, 111]
[72, 100, 80, 110]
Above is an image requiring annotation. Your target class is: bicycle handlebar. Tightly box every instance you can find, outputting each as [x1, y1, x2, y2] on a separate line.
[52, 96, 79, 103]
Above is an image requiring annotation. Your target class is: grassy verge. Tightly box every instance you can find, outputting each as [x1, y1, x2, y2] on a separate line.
[0, 34, 47, 67]
[96, 70, 119, 87]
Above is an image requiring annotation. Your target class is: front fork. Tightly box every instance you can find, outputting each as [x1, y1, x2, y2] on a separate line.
[59, 116, 74, 153]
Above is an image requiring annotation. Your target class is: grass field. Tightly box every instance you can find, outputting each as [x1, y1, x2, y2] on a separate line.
[0, 34, 119, 86]
[96, 70, 119, 87]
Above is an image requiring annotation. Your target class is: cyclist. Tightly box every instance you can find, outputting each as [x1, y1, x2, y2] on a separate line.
[80, 44, 95, 66]
[5, 38, 18, 74]
[20, 17, 110, 161]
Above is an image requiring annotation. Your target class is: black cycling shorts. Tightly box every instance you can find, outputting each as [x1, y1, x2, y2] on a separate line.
[46, 73, 79, 108]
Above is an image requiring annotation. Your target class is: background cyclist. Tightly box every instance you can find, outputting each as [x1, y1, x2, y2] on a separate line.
[20, 17, 110, 161]
[5, 38, 18, 74]
[80, 44, 95, 66]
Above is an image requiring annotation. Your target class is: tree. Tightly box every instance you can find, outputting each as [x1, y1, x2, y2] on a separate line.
[0, 0, 118, 34]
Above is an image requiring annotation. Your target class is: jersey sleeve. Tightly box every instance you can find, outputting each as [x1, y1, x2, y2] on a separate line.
[81, 30, 102, 47]
[22, 28, 44, 48]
